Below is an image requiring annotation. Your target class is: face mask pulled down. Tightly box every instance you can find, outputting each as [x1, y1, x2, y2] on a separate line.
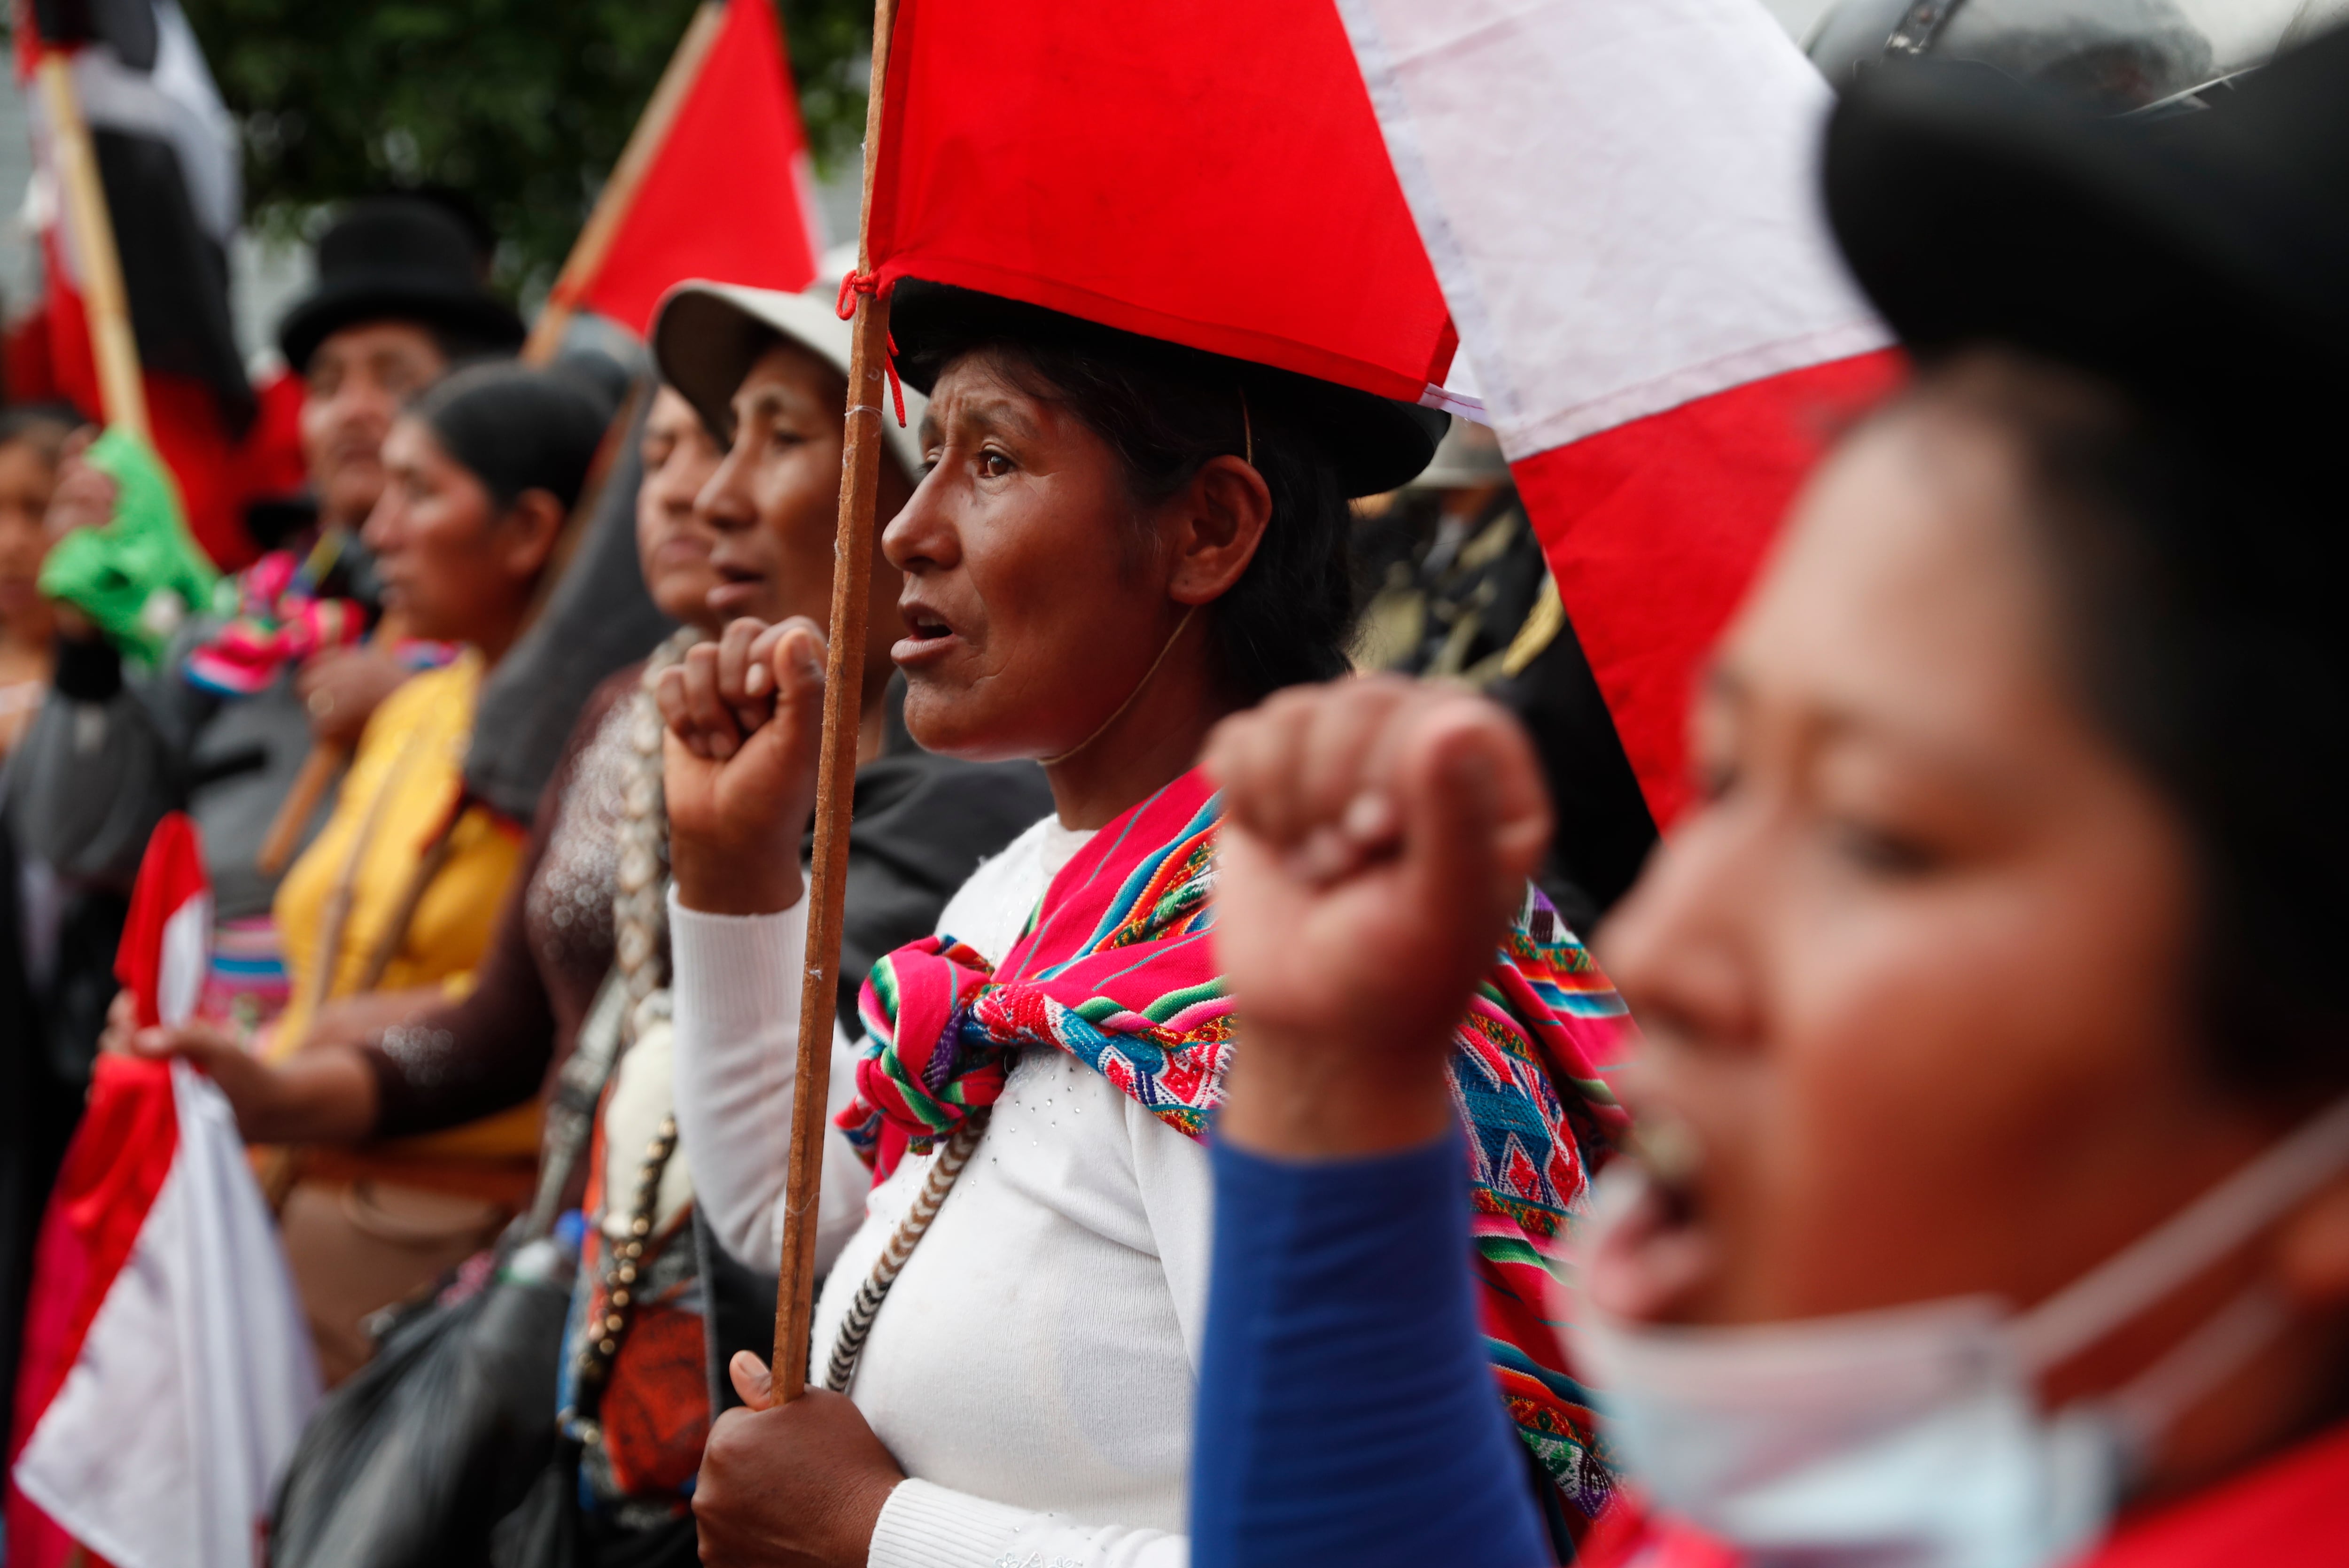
[1570, 1095, 2349, 1568]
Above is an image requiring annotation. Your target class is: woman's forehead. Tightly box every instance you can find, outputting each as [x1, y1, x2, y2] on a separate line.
[1715, 411, 2075, 770]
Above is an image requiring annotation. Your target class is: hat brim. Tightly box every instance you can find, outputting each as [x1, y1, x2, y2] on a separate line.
[887, 280, 1448, 498]
[1823, 59, 2347, 422]
[649, 281, 927, 481]
[277, 275, 524, 373]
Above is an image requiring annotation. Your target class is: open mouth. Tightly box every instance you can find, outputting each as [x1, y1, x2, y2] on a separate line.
[705, 563, 766, 616]
[1584, 1125, 1717, 1322]
[893, 601, 960, 666]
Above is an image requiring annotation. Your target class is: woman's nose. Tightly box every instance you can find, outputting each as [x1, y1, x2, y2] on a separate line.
[1597, 805, 1766, 1057]
[880, 471, 955, 572]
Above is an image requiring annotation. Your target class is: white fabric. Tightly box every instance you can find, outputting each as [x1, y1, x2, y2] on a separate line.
[600, 1012, 696, 1239]
[156, 889, 210, 1027]
[1336, 0, 1888, 461]
[14, 1063, 320, 1568]
[669, 814, 1199, 1568]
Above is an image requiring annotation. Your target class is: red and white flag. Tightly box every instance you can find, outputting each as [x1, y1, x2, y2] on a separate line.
[5, 815, 318, 1568]
[1337, 0, 1903, 823]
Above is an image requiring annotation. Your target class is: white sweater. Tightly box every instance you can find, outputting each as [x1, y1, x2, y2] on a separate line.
[669, 815, 1202, 1568]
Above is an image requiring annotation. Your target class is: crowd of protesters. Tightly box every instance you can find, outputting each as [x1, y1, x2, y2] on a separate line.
[4, 4, 2349, 1568]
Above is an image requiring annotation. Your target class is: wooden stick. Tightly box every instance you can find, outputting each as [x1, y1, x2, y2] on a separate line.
[522, 1, 728, 365]
[772, 0, 901, 1401]
[255, 742, 343, 877]
[36, 53, 147, 438]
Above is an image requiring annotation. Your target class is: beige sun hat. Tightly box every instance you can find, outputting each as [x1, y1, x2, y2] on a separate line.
[649, 279, 928, 481]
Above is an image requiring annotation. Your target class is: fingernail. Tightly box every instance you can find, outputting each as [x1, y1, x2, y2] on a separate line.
[746, 664, 770, 696]
[1343, 790, 1396, 843]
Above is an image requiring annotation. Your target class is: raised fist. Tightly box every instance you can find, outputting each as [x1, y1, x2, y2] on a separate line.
[658, 616, 829, 916]
[1206, 675, 1552, 1156]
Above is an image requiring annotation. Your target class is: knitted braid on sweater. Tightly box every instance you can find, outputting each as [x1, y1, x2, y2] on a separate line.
[614, 627, 700, 1039]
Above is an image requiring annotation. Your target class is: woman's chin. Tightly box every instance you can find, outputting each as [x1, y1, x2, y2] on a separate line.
[898, 681, 1025, 764]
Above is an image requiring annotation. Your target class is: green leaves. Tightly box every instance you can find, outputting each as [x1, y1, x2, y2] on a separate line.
[181, 0, 871, 300]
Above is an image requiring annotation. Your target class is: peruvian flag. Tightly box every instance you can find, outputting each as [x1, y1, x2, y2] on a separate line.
[5, 815, 318, 1568]
[555, 0, 825, 333]
[10, 0, 281, 571]
[1337, 0, 1904, 824]
[865, 0, 1457, 405]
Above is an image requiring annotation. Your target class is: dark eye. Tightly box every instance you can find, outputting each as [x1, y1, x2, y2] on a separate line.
[1690, 753, 1737, 805]
[979, 450, 1015, 479]
[1831, 820, 1941, 878]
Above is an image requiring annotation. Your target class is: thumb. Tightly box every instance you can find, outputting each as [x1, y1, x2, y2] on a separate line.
[730, 1350, 777, 1412]
[768, 621, 829, 713]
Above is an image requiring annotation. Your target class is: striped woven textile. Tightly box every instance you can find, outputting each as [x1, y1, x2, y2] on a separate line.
[841, 764, 1635, 1538]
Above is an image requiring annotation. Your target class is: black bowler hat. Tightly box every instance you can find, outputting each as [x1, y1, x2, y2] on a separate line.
[1821, 23, 2349, 432]
[886, 279, 1450, 498]
[276, 196, 526, 373]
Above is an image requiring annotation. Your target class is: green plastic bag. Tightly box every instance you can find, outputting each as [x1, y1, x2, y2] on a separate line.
[38, 427, 220, 668]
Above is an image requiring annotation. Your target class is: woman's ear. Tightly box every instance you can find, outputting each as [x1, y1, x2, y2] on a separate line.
[499, 489, 568, 585]
[1168, 454, 1272, 606]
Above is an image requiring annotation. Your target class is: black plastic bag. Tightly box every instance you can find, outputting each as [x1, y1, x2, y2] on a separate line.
[269, 1237, 574, 1568]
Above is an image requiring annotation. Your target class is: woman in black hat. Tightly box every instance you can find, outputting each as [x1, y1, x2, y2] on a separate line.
[661, 286, 1632, 1566]
[1188, 25, 2349, 1568]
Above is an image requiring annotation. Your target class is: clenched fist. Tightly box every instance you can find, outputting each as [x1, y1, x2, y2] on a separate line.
[659, 615, 829, 916]
[1206, 676, 1551, 1157]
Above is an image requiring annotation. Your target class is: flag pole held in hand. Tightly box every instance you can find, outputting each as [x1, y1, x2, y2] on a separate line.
[771, 0, 902, 1402]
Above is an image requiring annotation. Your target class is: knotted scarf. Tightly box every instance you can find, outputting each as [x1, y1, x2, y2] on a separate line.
[842, 766, 1635, 1537]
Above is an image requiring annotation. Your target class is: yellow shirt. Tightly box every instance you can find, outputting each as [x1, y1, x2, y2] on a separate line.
[271, 653, 538, 1160]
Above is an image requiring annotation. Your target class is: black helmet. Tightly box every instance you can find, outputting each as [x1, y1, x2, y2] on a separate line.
[1805, 0, 2347, 112]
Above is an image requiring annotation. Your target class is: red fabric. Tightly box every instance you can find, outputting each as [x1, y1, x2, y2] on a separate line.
[866, 0, 1455, 401]
[1581, 1421, 2349, 1568]
[2089, 1421, 2349, 1568]
[1513, 351, 1907, 826]
[570, 0, 820, 332]
[3, 1058, 182, 1568]
[112, 811, 208, 1028]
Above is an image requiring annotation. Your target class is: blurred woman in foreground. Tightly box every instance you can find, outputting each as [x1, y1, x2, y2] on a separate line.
[1192, 34, 2349, 1568]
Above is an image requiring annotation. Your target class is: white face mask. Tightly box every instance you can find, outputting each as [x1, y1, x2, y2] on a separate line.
[1569, 1095, 2349, 1568]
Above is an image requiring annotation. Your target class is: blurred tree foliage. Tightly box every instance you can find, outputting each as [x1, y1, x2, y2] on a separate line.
[179, 0, 872, 298]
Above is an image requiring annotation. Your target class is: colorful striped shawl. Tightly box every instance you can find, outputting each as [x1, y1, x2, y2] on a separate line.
[841, 765, 1635, 1539]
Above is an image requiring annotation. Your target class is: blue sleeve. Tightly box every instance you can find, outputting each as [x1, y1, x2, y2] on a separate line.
[1190, 1129, 1554, 1568]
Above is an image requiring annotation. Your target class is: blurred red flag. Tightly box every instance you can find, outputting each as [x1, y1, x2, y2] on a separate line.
[568, 0, 824, 332]
[865, 0, 1456, 402]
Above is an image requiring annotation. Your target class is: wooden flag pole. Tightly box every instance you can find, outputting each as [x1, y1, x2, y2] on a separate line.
[523, 1, 728, 364]
[771, 0, 900, 1401]
[36, 53, 148, 438]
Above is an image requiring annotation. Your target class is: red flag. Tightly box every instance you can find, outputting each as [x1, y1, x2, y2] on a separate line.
[113, 811, 211, 1030]
[866, 0, 1455, 402]
[568, 0, 824, 333]
[1338, 0, 1901, 825]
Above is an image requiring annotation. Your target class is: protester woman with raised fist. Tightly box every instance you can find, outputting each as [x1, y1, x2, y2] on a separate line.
[664, 285, 1633, 1568]
[1189, 36, 2349, 1568]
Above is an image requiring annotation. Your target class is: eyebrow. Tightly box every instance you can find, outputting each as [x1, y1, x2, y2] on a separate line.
[734, 385, 813, 425]
[950, 395, 1042, 444]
